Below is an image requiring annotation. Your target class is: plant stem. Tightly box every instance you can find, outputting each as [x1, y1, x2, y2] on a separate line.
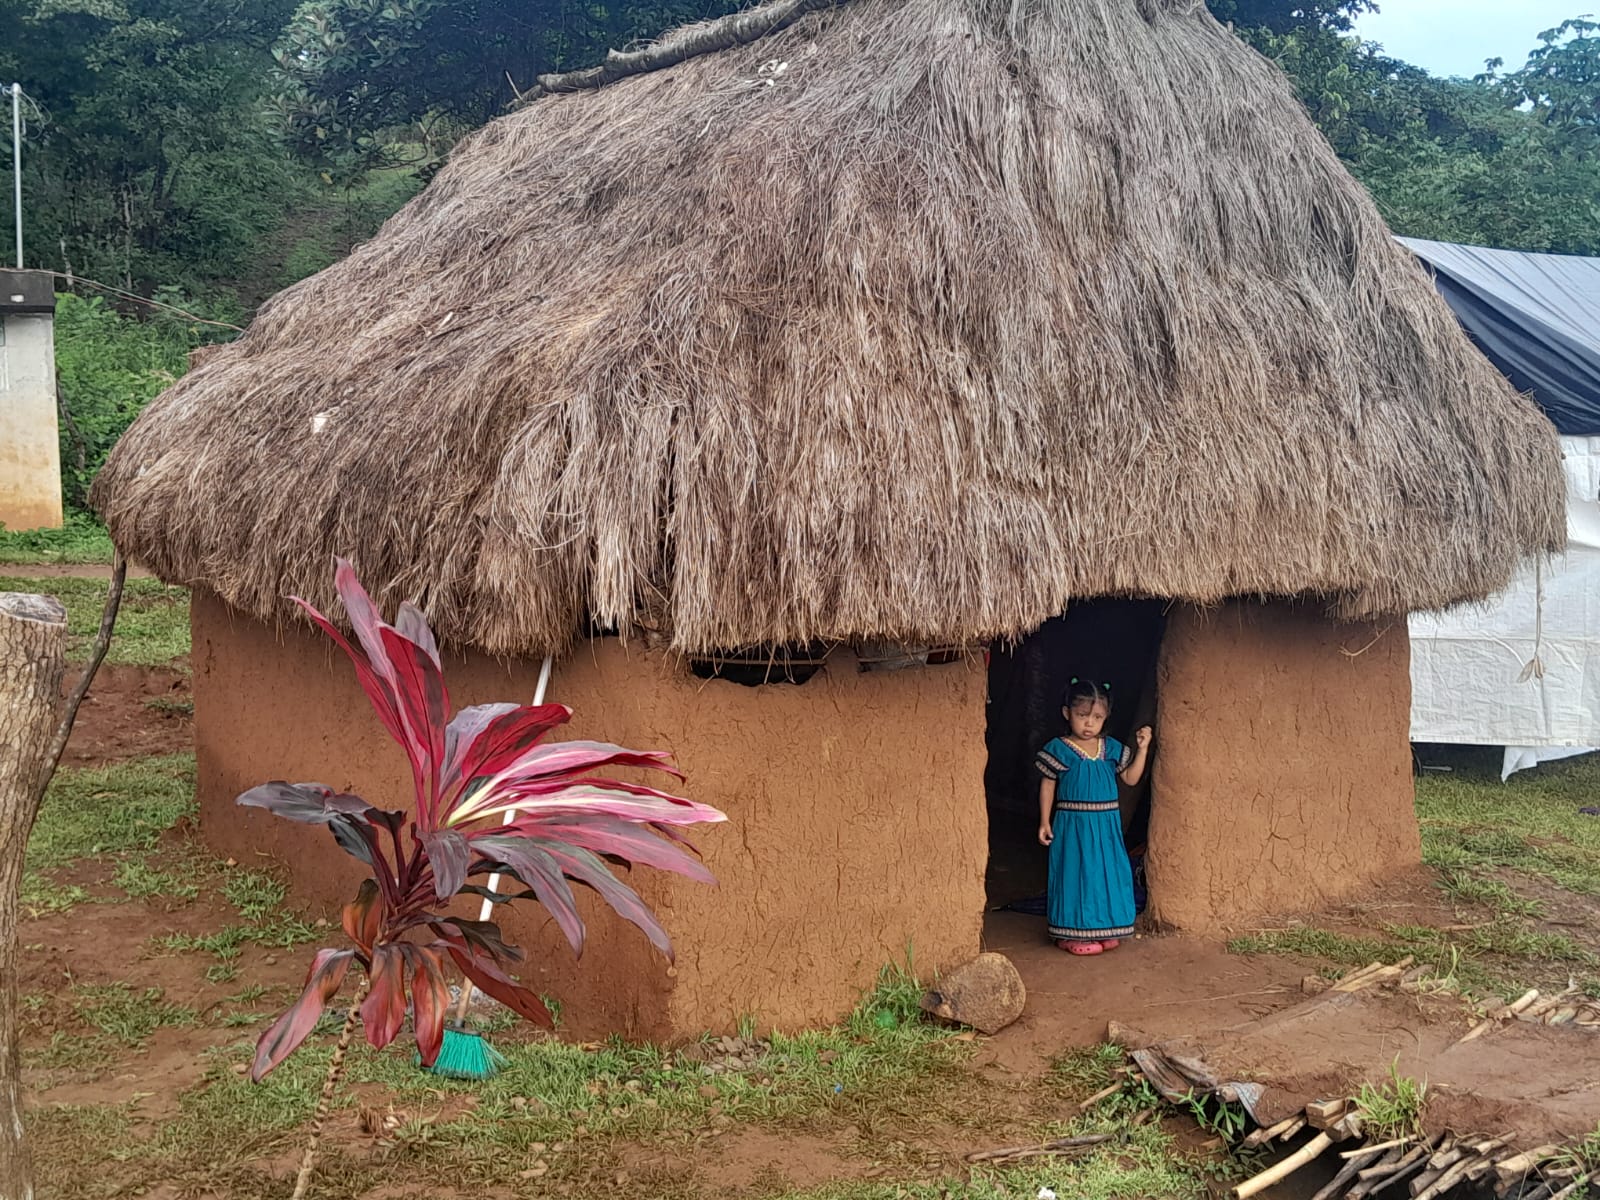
[290, 989, 364, 1200]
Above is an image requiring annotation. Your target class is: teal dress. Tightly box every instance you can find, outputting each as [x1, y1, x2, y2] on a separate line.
[1036, 736, 1136, 942]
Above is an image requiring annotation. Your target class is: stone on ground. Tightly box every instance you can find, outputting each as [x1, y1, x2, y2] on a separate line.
[920, 952, 1025, 1034]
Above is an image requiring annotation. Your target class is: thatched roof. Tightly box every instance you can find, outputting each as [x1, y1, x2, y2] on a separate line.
[93, 0, 1563, 657]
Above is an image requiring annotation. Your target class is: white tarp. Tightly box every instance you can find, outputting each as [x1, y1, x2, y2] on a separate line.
[1410, 436, 1600, 774]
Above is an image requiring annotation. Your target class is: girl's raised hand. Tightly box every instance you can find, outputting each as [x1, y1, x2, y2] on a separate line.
[1135, 725, 1153, 749]
[1038, 822, 1053, 846]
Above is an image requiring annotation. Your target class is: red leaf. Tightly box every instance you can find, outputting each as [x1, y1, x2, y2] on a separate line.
[250, 949, 353, 1081]
[393, 601, 440, 668]
[291, 596, 407, 750]
[438, 938, 553, 1028]
[340, 879, 382, 956]
[541, 842, 675, 960]
[381, 627, 449, 820]
[236, 781, 373, 824]
[418, 827, 471, 900]
[441, 703, 518, 793]
[470, 835, 586, 955]
[401, 945, 450, 1067]
[490, 741, 682, 787]
[359, 944, 407, 1049]
[528, 816, 715, 884]
[448, 704, 572, 796]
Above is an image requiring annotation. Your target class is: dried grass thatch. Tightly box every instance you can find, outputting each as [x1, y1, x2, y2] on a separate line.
[93, 0, 1563, 657]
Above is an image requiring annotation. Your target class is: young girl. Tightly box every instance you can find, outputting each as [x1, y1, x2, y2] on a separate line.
[1035, 679, 1152, 956]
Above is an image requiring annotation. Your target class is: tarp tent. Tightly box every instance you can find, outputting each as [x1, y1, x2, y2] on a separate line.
[1403, 238, 1600, 777]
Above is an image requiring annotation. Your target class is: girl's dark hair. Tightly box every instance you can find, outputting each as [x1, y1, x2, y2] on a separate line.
[1063, 677, 1113, 710]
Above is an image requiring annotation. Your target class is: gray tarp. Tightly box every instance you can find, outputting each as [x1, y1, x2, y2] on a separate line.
[1401, 237, 1600, 435]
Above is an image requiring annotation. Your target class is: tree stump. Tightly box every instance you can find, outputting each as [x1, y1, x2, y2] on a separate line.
[0, 592, 68, 1200]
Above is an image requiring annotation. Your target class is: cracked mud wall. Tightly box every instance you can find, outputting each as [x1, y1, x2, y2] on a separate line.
[190, 592, 988, 1040]
[1145, 600, 1418, 932]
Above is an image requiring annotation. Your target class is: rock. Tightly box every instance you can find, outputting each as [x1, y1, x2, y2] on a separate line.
[1301, 974, 1330, 995]
[919, 952, 1025, 1035]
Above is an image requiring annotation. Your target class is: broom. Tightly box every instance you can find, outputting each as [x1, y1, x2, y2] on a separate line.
[423, 655, 554, 1081]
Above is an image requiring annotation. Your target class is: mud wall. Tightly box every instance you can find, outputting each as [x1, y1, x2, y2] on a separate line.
[1145, 601, 1418, 932]
[190, 591, 989, 1040]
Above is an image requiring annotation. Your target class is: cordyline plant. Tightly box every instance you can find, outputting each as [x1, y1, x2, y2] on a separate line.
[241, 559, 725, 1082]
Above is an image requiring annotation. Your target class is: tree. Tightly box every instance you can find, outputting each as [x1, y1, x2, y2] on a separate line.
[0, 0, 305, 294]
[271, 0, 745, 181]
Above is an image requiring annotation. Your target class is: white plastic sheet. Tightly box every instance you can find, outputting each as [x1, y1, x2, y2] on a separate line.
[1410, 437, 1600, 768]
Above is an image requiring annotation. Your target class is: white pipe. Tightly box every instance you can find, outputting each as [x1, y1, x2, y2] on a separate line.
[11, 83, 21, 268]
[475, 654, 554, 922]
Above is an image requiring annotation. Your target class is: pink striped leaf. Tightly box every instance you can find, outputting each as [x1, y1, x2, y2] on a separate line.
[526, 816, 715, 883]
[536, 842, 673, 960]
[470, 835, 586, 954]
[250, 948, 353, 1082]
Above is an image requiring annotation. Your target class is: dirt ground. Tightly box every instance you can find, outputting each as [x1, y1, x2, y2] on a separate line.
[17, 659, 1600, 1199]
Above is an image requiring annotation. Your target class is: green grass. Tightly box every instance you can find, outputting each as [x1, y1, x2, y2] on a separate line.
[1352, 1061, 1428, 1140]
[1417, 749, 1600, 895]
[112, 858, 200, 902]
[0, 574, 190, 664]
[0, 516, 116, 565]
[74, 984, 196, 1046]
[23, 755, 197, 915]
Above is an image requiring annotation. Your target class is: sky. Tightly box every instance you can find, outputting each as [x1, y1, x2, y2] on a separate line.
[1353, 1, 1584, 77]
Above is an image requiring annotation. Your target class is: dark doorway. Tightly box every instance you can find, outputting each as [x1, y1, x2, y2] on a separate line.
[983, 599, 1166, 909]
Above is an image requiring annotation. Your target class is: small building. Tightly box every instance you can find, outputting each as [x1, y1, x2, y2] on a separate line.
[93, 0, 1562, 1039]
[0, 269, 63, 531]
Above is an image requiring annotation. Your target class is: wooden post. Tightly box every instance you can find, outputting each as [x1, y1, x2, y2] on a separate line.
[0, 592, 68, 1200]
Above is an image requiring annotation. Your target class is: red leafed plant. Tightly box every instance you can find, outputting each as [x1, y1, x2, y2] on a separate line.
[239, 559, 725, 1082]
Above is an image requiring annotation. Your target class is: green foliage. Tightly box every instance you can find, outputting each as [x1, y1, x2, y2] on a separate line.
[0, 574, 189, 664]
[0, 0, 306, 295]
[270, 0, 744, 181]
[1224, 8, 1600, 253]
[0, 514, 115, 564]
[51, 293, 210, 511]
[1352, 1060, 1428, 1140]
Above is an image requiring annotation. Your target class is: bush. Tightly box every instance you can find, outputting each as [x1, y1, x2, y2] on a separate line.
[53, 293, 232, 512]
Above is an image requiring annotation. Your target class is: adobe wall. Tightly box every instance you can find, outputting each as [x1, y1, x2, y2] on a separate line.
[1145, 601, 1419, 932]
[0, 312, 63, 530]
[189, 591, 989, 1041]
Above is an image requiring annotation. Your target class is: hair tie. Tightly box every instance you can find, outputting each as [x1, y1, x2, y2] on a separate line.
[1069, 676, 1079, 684]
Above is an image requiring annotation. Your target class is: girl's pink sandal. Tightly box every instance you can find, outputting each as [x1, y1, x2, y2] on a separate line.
[1099, 939, 1122, 951]
[1058, 939, 1103, 955]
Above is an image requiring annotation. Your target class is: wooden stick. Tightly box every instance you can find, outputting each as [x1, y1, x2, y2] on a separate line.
[1496, 1146, 1560, 1187]
[1076, 1081, 1123, 1113]
[1507, 989, 1541, 1016]
[1245, 1113, 1308, 1148]
[1331, 956, 1415, 993]
[1311, 1145, 1388, 1200]
[1546, 1178, 1590, 1200]
[1343, 1137, 1414, 1159]
[1276, 1116, 1308, 1143]
[1427, 1141, 1465, 1171]
[1307, 1098, 1350, 1130]
[1350, 1143, 1432, 1198]
[1233, 1132, 1333, 1199]
[1416, 1155, 1486, 1200]
[964, 1133, 1114, 1164]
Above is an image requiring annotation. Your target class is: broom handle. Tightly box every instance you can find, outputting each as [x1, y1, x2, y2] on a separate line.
[458, 654, 554, 1019]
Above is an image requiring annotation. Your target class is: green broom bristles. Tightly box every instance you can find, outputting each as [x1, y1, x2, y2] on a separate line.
[423, 1025, 508, 1081]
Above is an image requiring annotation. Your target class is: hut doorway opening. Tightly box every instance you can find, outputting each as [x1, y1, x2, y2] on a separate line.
[983, 600, 1166, 915]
